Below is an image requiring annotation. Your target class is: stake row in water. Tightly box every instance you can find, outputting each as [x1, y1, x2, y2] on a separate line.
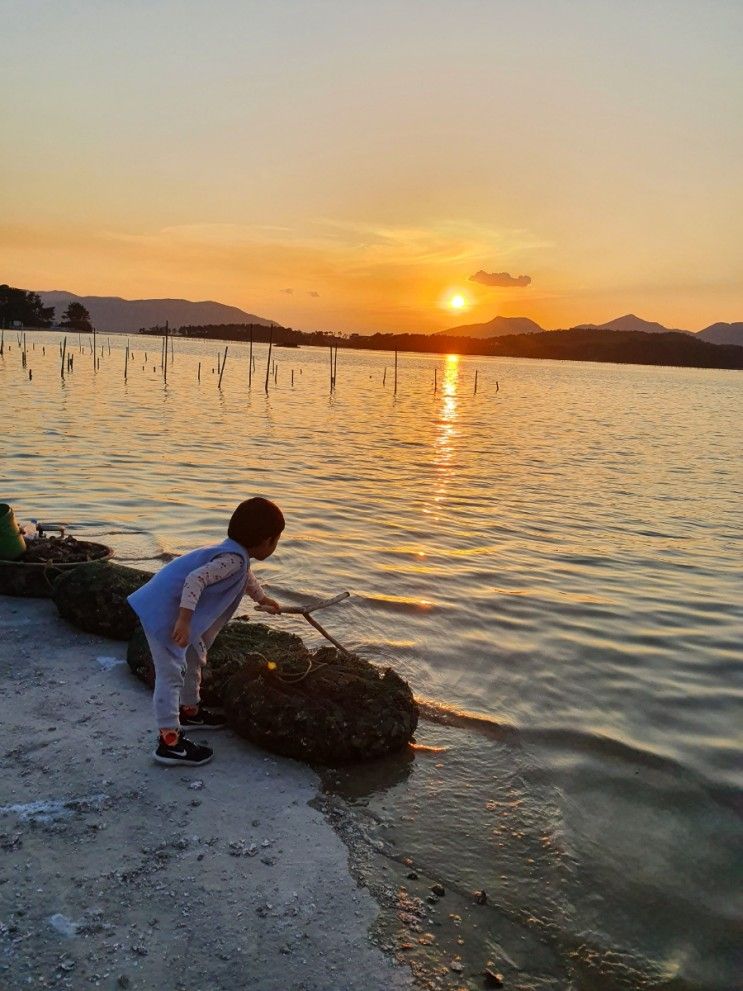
[6, 334, 493, 398]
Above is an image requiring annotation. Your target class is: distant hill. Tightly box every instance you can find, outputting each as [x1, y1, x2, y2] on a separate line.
[342, 327, 743, 370]
[439, 315, 544, 338]
[575, 313, 691, 335]
[38, 291, 276, 333]
[696, 322, 743, 346]
[484, 327, 742, 368]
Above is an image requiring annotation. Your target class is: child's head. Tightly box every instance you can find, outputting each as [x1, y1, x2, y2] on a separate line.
[228, 497, 285, 559]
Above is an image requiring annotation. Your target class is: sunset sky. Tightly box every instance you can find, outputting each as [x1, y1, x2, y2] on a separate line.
[2, 1, 741, 333]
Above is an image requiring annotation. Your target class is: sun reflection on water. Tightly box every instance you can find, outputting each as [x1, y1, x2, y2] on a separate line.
[432, 354, 460, 509]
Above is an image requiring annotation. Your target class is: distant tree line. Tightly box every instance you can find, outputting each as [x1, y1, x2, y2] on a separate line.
[136, 321, 743, 370]
[140, 323, 346, 347]
[0, 283, 92, 331]
[0, 284, 54, 327]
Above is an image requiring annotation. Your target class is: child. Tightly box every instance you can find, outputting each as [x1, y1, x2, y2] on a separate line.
[128, 497, 284, 766]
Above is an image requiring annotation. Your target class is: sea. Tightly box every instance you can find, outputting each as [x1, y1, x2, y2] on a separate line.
[2, 330, 741, 990]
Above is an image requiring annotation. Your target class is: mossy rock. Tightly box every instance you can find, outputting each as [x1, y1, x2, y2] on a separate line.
[224, 645, 419, 764]
[53, 561, 152, 640]
[0, 540, 113, 599]
[126, 618, 309, 707]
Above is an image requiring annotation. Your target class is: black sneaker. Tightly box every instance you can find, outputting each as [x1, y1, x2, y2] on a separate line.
[179, 707, 227, 731]
[153, 732, 213, 767]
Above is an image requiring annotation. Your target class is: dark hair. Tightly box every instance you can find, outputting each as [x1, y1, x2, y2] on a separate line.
[228, 497, 285, 548]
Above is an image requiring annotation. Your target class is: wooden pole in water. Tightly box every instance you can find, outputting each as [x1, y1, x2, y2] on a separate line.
[291, 368, 294, 387]
[329, 345, 333, 391]
[495, 380, 499, 393]
[383, 367, 386, 386]
[218, 346, 228, 388]
[394, 350, 398, 395]
[163, 322, 169, 383]
[108, 337, 111, 355]
[124, 341, 129, 380]
[474, 370, 478, 394]
[197, 361, 201, 382]
[248, 327, 253, 387]
[333, 345, 338, 388]
[60, 336, 67, 379]
[264, 328, 273, 394]
[434, 367, 437, 393]
[93, 326, 96, 370]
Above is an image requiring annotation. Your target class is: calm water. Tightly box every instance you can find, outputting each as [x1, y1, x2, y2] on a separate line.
[2, 332, 742, 989]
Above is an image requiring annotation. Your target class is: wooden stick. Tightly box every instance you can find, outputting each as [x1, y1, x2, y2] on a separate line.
[256, 591, 350, 616]
[434, 367, 437, 393]
[197, 361, 201, 382]
[474, 369, 478, 394]
[217, 346, 228, 388]
[394, 350, 398, 395]
[264, 327, 273, 393]
[163, 322, 169, 383]
[248, 327, 253, 387]
[60, 336, 67, 379]
[124, 341, 129, 380]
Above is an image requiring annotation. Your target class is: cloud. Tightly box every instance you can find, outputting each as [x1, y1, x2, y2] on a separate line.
[280, 288, 294, 295]
[469, 270, 532, 288]
[307, 291, 320, 297]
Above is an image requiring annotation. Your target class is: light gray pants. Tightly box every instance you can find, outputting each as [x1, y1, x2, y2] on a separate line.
[144, 609, 231, 728]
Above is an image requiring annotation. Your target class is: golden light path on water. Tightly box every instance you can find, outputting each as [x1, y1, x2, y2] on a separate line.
[2, 332, 742, 990]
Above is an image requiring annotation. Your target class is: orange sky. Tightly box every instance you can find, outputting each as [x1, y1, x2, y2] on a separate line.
[1, 2, 741, 333]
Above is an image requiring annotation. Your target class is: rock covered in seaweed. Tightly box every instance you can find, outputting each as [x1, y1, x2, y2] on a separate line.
[0, 538, 112, 598]
[53, 561, 151, 640]
[126, 617, 308, 707]
[224, 645, 419, 764]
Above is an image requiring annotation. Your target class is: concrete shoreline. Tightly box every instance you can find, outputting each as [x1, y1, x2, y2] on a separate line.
[0, 596, 413, 991]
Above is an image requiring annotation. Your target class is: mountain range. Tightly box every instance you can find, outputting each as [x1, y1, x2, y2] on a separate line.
[437, 315, 544, 338]
[442, 312, 743, 346]
[29, 290, 743, 347]
[38, 291, 275, 333]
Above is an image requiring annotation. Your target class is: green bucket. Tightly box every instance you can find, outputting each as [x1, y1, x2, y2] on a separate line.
[0, 504, 27, 561]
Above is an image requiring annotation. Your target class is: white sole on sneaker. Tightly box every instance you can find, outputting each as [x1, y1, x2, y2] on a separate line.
[152, 751, 214, 767]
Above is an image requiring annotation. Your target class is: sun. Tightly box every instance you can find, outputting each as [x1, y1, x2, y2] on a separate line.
[449, 294, 466, 310]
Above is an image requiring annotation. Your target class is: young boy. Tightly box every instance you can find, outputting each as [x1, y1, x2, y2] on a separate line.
[128, 497, 284, 766]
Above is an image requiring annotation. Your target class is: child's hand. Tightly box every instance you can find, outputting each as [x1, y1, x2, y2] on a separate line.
[171, 612, 192, 646]
[259, 596, 282, 614]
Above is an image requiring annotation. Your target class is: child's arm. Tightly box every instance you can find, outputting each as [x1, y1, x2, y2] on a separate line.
[171, 553, 244, 644]
[245, 569, 281, 614]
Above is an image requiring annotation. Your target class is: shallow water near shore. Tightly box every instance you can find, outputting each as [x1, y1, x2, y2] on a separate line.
[2, 331, 742, 989]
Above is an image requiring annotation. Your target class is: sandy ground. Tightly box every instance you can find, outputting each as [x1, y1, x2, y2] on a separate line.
[0, 596, 414, 991]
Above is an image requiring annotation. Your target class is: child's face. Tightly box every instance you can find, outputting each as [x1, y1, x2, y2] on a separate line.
[250, 532, 280, 560]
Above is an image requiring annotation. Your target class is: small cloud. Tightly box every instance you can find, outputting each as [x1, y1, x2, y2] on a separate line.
[469, 270, 532, 288]
[280, 288, 294, 295]
[307, 291, 320, 298]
